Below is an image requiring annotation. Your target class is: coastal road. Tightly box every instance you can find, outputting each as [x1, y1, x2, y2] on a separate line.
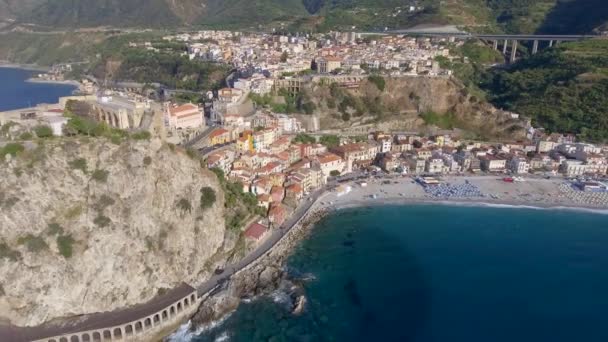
[196, 187, 328, 296]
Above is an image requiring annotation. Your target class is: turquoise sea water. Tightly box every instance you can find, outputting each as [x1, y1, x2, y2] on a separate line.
[192, 205, 608, 342]
[0, 67, 76, 111]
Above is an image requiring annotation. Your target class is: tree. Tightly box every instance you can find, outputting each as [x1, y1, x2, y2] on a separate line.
[293, 133, 317, 144]
[200, 187, 217, 209]
[330, 170, 341, 177]
[319, 135, 340, 148]
[34, 125, 54, 138]
[368, 75, 386, 92]
[280, 51, 289, 63]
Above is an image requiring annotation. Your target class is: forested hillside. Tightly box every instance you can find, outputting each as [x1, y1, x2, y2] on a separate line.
[480, 39, 608, 141]
[1, 0, 606, 33]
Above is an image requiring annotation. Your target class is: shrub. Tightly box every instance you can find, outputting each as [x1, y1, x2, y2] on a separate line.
[186, 148, 199, 159]
[91, 169, 109, 183]
[0, 241, 21, 261]
[131, 131, 151, 140]
[64, 205, 83, 220]
[0, 143, 25, 159]
[368, 75, 386, 92]
[17, 234, 48, 253]
[330, 170, 341, 177]
[94, 195, 115, 212]
[200, 186, 217, 209]
[57, 235, 75, 258]
[34, 125, 54, 138]
[93, 215, 112, 227]
[19, 132, 33, 140]
[143, 156, 152, 166]
[176, 198, 192, 213]
[69, 158, 87, 173]
[47, 223, 64, 236]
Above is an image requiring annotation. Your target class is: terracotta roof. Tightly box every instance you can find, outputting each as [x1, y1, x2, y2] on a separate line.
[286, 183, 303, 193]
[317, 153, 342, 164]
[245, 223, 268, 240]
[169, 103, 198, 116]
[209, 128, 229, 138]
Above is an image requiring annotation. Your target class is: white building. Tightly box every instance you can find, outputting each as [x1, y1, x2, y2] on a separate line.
[561, 160, 587, 177]
[379, 138, 392, 153]
[426, 158, 444, 174]
[509, 157, 530, 174]
[166, 103, 205, 130]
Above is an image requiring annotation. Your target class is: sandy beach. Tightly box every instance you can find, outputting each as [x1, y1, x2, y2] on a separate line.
[318, 175, 608, 213]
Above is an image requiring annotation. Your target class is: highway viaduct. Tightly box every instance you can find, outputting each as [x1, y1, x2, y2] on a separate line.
[365, 29, 596, 63]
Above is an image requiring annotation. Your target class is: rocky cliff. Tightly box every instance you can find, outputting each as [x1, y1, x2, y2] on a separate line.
[310, 76, 527, 139]
[0, 137, 230, 327]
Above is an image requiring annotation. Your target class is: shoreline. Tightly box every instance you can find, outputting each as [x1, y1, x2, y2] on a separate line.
[25, 77, 80, 87]
[330, 196, 608, 214]
[183, 178, 608, 337]
[0, 62, 50, 72]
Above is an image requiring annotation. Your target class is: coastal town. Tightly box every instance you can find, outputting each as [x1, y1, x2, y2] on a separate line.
[2, 30, 608, 245]
[1, 7, 608, 340]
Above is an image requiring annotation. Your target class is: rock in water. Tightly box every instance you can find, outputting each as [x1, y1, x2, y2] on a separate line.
[292, 295, 307, 315]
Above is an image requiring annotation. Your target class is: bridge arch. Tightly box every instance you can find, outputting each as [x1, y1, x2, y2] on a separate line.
[92, 332, 101, 342]
[144, 317, 152, 328]
[81, 333, 91, 342]
[134, 321, 143, 333]
[124, 324, 134, 336]
[70, 336, 79, 342]
[113, 327, 122, 339]
[153, 313, 160, 325]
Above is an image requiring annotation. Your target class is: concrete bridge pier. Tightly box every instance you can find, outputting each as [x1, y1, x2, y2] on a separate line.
[510, 40, 518, 63]
[549, 40, 554, 47]
[555, 40, 561, 46]
[532, 40, 539, 54]
[492, 40, 498, 50]
[502, 39, 508, 54]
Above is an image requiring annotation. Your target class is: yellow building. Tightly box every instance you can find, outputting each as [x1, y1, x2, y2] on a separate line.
[209, 128, 231, 146]
[237, 135, 254, 152]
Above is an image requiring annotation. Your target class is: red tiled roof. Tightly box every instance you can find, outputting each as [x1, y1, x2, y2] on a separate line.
[245, 223, 268, 240]
[209, 128, 229, 138]
[169, 103, 198, 116]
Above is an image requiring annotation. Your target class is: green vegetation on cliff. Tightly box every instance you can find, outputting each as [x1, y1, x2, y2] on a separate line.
[480, 39, 608, 141]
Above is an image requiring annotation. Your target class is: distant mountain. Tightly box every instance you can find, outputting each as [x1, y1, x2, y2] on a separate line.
[0, 0, 606, 33]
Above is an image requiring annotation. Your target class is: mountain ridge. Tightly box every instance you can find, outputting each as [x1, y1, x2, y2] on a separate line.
[0, 0, 606, 34]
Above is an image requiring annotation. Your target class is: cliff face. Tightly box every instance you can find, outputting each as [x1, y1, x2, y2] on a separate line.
[311, 76, 526, 139]
[0, 138, 228, 327]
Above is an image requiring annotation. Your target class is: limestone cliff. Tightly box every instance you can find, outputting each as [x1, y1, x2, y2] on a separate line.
[309, 76, 527, 139]
[0, 138, 229, 327]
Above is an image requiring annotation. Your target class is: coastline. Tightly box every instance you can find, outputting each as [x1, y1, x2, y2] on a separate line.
[330, 196, 608, 214]
[25, 77, 80, 87]
[182, 176, 608, 338]
[0, 62, 50, 72]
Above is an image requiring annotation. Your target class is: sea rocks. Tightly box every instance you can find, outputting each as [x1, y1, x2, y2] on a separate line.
[291, 295, 307, 315]
[191, 207, 330, 331]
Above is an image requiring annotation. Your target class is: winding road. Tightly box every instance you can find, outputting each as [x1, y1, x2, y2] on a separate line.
[195, 187, 327, 296]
